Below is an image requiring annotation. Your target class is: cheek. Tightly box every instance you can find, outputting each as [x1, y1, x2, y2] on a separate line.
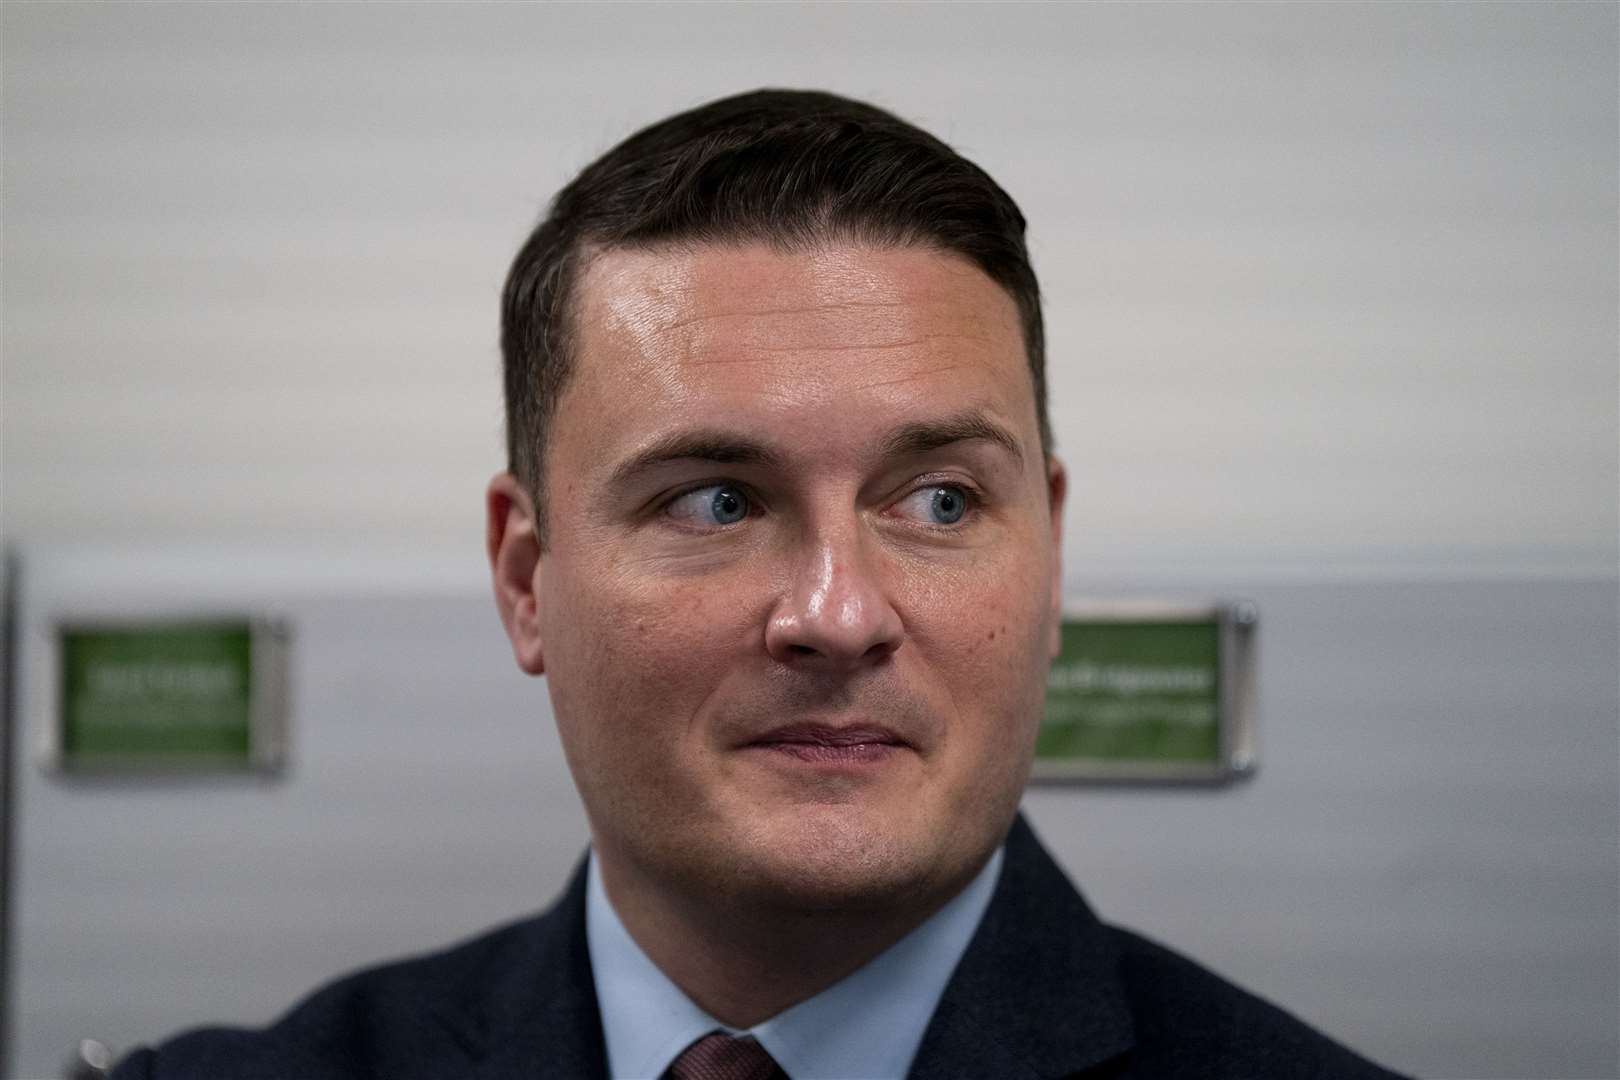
[547, 561, 760, 745]
[911, 538, 1050, 640]
[903, 549, 1052, 730]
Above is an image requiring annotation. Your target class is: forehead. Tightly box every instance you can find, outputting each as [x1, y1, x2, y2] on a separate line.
[558, 242, 1033, 462]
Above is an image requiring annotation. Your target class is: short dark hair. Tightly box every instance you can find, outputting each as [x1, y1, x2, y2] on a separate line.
[500, 88, 1046, 537]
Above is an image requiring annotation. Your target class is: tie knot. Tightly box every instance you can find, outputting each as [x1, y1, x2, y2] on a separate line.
[667, 1031, 784, 1080]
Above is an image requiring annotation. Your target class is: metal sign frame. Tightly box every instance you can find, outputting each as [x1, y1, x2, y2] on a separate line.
[37, 614, 291, 775]
[1030, 598, 1258, 785]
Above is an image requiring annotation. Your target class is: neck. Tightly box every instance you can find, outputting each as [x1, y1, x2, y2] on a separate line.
[595, 854, 971, 1028]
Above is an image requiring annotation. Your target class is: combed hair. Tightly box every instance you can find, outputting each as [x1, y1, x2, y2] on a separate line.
[501, 88, 1046, 537]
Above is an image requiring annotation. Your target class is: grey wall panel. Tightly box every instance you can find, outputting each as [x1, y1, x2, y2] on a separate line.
[7, 559, 1616, 1079]
[1027, 578, 1619, 1079]
[9, 573, 587, 1079]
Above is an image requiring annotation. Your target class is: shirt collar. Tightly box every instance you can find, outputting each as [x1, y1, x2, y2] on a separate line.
[586, 846, 1004, 1080]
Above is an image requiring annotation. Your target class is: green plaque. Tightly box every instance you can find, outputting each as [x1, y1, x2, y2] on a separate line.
[1034, 601, 1256, 783]
[55, 619, 288, 771]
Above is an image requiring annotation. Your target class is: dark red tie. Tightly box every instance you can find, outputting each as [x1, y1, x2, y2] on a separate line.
[666, 1032, 786, 1080]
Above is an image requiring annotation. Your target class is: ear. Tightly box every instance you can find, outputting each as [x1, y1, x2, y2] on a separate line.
[1045, 456, 1068, 660]
[487, 472, 547, 675]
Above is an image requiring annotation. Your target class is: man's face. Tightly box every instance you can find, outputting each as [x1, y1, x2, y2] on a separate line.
[504, 242, 1064, 914]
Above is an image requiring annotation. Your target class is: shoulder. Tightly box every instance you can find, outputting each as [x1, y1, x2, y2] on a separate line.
[1105, 924, 1408, 1079]
[925, 816, 1410, 1080]
[111, 885, 592, 1080]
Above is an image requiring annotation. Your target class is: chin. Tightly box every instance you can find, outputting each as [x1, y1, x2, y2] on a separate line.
[726, 804, 971, 913]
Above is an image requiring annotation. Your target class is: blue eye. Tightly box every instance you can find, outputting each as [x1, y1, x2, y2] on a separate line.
[666, 484, 751, 527]
[896, 484, 970, 526]
[929, 486, 967, 524]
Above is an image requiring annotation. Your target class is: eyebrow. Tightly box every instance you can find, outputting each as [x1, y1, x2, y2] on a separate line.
[609, 430, 786, 487]
[879, 410, 1025, 466]
[608, 409, 1024, 488]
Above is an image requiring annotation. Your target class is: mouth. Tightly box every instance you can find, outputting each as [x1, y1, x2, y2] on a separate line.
[742, 723, 910, 765]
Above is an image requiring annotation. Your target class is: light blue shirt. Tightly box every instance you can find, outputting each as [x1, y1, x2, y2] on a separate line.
[585, 846, 1004, 1080]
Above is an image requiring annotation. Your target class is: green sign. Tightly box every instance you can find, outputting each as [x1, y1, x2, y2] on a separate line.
[1040, 619, 1221, 764]
[59, 621, 265, 769]
[1036, 604, 1255, 782]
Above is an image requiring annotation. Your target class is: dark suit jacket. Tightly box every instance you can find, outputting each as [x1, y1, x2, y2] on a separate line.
[112, 816, 1407, 1079]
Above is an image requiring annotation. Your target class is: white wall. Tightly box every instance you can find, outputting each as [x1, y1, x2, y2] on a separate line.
[3, 2, 1614, 579]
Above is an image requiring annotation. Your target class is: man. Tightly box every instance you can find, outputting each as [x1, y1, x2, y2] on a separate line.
[114, 90, 1404, 1079]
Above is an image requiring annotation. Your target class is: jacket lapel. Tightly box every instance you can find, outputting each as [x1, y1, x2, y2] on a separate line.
[427, 818, 1129, 1080]
[435, 858, 610, 1080]
[907, 814, 1136, 1079]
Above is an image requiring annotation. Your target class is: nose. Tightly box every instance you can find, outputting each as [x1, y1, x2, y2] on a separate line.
[764, 525, 904, 670]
